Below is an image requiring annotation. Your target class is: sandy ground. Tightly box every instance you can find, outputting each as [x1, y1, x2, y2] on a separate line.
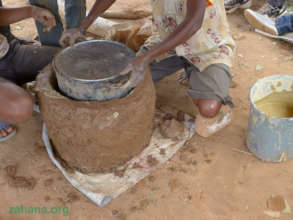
[1, 0, 293, 219]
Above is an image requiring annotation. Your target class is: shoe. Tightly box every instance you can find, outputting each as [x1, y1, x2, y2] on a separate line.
[225, 0, 252, 13]
[257, 2, 287, 18]
[244, 9, 278, 35]
[195, 105, 232, 138]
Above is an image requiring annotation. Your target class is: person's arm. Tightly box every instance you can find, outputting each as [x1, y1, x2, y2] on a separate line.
[121, 0, 206, 87]
[0, 6, 55, 31]
[0, 7, 32, 26]
[59, 0, 115, 47]
[80, 0, 116, 32]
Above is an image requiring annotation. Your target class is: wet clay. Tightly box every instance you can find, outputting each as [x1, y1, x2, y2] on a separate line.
[4, 165, 37, 190]
[147, 155, 159, 167]
[36, 65, 156, 174]
[267, 195, 286, 212]
[159, 119, 185, 139]
[255, 91, 293, 118]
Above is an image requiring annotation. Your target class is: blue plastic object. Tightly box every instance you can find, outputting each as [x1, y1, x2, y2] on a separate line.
[247, 75, 293, 162]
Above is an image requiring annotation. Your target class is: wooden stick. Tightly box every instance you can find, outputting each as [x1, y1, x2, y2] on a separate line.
[232, 148, 253, 156]
[101, 10, 152, 20]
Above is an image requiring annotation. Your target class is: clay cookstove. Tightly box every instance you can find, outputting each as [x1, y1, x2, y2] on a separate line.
[36, 40, 156, 174]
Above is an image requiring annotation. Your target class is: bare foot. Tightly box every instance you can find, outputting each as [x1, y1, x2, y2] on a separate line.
[0, 125, 15, 138]
[195, 105, 232, 137]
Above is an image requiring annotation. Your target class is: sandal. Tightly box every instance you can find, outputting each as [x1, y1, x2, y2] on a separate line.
[0, 123, 16, 142]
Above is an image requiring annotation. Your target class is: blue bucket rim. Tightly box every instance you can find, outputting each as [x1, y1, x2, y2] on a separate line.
[249, 75, 293, 121]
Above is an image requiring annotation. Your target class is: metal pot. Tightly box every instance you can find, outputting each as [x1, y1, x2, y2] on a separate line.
[53, 40, 135, 101]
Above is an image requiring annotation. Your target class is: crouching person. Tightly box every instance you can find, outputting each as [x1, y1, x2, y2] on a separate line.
[0, 5, 59, 141]
[123, 0, 236, 137]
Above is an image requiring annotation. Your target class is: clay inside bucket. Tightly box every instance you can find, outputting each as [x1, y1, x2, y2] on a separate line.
[250, 75, 293, 119]
[254, 91, 293, 118]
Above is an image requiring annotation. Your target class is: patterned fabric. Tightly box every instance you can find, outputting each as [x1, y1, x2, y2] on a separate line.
[151, 0, 236, 71]
[0, 34, 9, 59]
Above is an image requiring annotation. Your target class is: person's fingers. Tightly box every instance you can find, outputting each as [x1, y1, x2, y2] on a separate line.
[120, 64, 132, 75]
[129, 69, 146, 88]
[42, 23, 51, 33]
[59, 35, 69, 47]
[69, 35, 76, 46]
[45, 15, 56, 31]
[36, 9, 56, 32]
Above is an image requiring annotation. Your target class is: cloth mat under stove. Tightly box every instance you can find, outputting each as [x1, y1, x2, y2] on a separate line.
[42, 110, 195, 207]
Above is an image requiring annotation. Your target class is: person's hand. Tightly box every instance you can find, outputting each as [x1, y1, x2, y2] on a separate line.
[120, 55, 150, 88]
[59, 28, 86, 48]
[31, 6, 56, 32]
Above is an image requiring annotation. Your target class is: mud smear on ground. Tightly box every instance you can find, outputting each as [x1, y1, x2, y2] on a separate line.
[267, 195, 286, 211]
[159, 149, 166, 156]
[130, 199, 150, 212]
[159, 119, 185, 140]
[4, 165, 37, 190]
[147, 155, 159, 167]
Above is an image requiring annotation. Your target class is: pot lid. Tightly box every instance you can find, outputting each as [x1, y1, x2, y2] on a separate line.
[54, 40, 135, 82]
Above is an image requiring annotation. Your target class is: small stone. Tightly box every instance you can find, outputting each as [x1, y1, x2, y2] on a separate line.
[168, 179, 181, 192]
[66, 192, 80, 203]
[159, 148, 166, 156]
[112, 209, 120, 217]
[267, 195, 286, 212]
[44, 196, 51, 202]
[4, 165, 17, 177]
[233, 33, 245, 40]
[113, 112, 119, 118]
[43, 178, 54, 187]
[148, 175, 156, 182]
[177, 111, 185, 122]
[256, 64, 264, 71]
[230, 81, 237, 89]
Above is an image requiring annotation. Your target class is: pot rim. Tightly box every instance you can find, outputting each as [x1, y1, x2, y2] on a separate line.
[53, 40, 134, 83]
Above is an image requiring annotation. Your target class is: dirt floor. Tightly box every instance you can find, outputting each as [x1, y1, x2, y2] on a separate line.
[2, 0, 293, 219]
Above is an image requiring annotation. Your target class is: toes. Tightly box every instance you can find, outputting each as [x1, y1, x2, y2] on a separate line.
[0, 126, 14, 138]
[0, 129, 7, 137]
[6, 126, 14, 133]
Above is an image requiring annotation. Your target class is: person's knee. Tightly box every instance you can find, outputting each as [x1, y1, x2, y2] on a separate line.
[6, 91, 33, 123]
[194, 99, 222, 118]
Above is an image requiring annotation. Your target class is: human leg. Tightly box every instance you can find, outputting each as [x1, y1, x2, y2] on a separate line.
[0, 41, 58, 140]
[0, 0, 16, 41]
[9, 41, 59, 84]
[0, 77, 33, 124]
[148, 56, 187, 83]
[29, 0, 63, 46]
[187, 63, 233, 137]
[275, 14, 293, 35]
[65, 0, 86, 29]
